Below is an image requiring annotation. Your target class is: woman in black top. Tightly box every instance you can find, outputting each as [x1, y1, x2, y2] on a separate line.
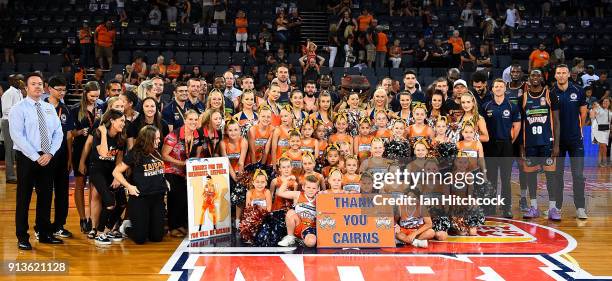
[70, 81, 101, 234]
[89, 110, 127, 245]
[127, 97, 170, 150]
[113, 125, 167, 244]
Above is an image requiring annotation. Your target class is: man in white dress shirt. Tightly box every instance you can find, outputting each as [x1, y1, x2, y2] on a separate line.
[1, 74, 24, 184]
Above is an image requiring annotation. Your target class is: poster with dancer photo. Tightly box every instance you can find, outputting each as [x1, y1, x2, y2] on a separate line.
[186, 157, 232, 241]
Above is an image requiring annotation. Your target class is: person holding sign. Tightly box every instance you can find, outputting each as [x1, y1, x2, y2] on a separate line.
[277, 175, 320, 247]
[395, 189, 434, 248]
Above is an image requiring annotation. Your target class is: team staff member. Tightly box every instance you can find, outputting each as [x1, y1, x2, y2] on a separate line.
[44, 76, 74, 238]
[9, 72, 64, 250]
[482, 79, 521, 218]
[113, 125, 167, 244]
[551, 64, 589, 220]
[162, 81, 190, 132]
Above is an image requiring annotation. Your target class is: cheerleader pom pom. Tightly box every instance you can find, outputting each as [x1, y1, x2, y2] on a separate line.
[436, 142, 458, 160]
[383, 140, 411, 160]
[253, 210, 288, 247]
[314, 155, 326, 173]
[466, 207, 485, 227]
[239, 206, 268, 243]
[432, 216, 451, 232]
[231, 183, 248, 206]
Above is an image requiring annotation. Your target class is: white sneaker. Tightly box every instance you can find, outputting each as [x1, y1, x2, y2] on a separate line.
[119, 220, 132, 236]
[278, 235, 296, 246]
[412, 239, 428, 248]
[576, 208, 588, 220]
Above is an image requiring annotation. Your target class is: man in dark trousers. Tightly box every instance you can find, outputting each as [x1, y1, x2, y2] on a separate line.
[9, 72, 64, 250]
[550, 64, 589, 220]
[482, 79, 521, 218]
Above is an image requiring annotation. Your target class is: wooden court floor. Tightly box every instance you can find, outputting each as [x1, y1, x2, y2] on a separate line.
[0, 166, 610, 280]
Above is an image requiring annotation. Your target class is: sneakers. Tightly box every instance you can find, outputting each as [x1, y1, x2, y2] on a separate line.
[107, 230, 124, 242]
[278, 235, 296, 246]
[54, 226, 73, 238]
[576, 208, 588, 220]
[80, 219, 88, 233]
[119, 220, 132, 236]
[523, 207, 540, 219]
[94, 233, 112, 245]
[519, 197, 529, 212]
[411, 239, 428, 248]
[87, 229, 96, 239]
[548, 208, 561, 221]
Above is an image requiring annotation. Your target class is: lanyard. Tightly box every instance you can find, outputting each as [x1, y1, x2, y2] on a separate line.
[176, 104, 185, 122]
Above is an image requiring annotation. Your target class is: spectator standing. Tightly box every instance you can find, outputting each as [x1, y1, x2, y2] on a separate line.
[178, 0, 191, 23]
[592, 71, 610, 99]
[356, 9, 374, 36]
[275, 10, 290, 46]
[502, 3, 519, 37]
[2, 74, 24, 184]
[116, 0, 127, 22]
[152, 55, 167, 78]
[327, 24, 340, 67]
[447, 30, 464, 68]
[528, 43, 550, 72]
[166, 58, 182, 82]
[581, 65, 600, 88]
[590, 98, 611, 167]
[223, 71, 242, 101]
[413, 38, 430, 68]
[94, 20, 116, 70]
[235, 11, 248, 53]
[166, 1, 178, 23]
[460, 41, 477, 73]
[201, 0, 214, 26]
[288, 9, 303, 53]
[131, 56, 148, 80]
[213, 0, 227, 25]
[2, 24, 17, 64]
[374, 26, 388, 68]
[460, 2, 475, 36]
[79, 22, 93, 67]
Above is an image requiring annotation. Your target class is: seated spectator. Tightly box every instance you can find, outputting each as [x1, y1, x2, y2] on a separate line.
[413, 38, 430, 68]
[582, 65, 600, 88]
[131, 56, 147, 79]
[166, 58, 182, 82]
[344, 35, 356, 68]
[570, 67, 584, 88]
[460, 41, 477, 73]
[235, 10, 248, 53]
[476, 43, 493, 72]
[275, 10, 290, 46]
[191, 66, 202, 79]
[592, 71, 610, 100]
[258, 26, 272, 51]
[430, 39, 450, 67]
[152, 56, 166, 77]
[301, 57, 321, 82]
[388, 39, 403, 68]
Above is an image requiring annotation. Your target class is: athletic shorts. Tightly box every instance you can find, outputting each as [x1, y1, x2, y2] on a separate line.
[523, 145, 556, 172]
[294, 221, 316, 239]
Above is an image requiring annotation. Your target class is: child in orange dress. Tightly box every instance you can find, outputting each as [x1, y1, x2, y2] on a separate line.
[395, 189, 435, 248]
[220, 119, 249, 225]
[298, 152, 325, 190]
[321, 144, 343, 178]
[239, 169, 273, 243]
[299, 118, 319, 156]
[456, 121, 486, 173]
[353, 117, 374, 163]
[329, 111, 353, 150]
[271, 105, 294, 164]
[342, 155, 361, 193]
[320, 168, 347, 194]
[315, 122, 328, 158]
[408, 104, 434, 143]
[282, 130, 304, 176]
[247, 105, 273, 165]
[270, 157, 299, 211]
[374, 110, 392, 142]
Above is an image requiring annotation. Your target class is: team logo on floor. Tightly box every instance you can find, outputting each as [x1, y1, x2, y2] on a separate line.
[161, 218, 612, 280]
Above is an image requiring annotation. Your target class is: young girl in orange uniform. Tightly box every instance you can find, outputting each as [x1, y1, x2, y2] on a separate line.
[270, 157, 298, 211]
[221, 119, 248, 226]
[271, 105, 294, 164]
[353, 117, 374, 163]
[239, 169, 272, 243]
[299, 118, 319, 156]
[247, 105, 273, 165]
[282, 130, 304, 175]
[342, 155, 361, 193]
[408, 104, 434, 143]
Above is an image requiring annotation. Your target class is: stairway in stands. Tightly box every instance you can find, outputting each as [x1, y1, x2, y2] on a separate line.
[299, 11, 329, 47]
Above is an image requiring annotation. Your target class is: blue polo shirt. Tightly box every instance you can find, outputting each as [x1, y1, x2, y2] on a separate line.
[482, 97, 521, 141]
[162, 99, 190, 129]
[551, 82, 586, 143]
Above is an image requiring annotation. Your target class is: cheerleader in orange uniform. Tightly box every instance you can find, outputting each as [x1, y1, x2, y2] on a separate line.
[315, 122, 328, 158]
[299, 118, 319, 156]
[239, 169, 272, 243]
[298, 152, 325, 190]
[282, 130, 304, 176]
[266, 83, 282, 126]
[329, 111, 353, 150]
[342, 155, 361, 193]
[221, 119, 248, 224]
[456, 121, 486, 173]
[408, 104, 433, 143]
[353, 117, 374, 163]
[374, 110, 392, 142]
[271, 105, 294, 164]
[321, 144, 343, 178]
[247, 105, 273, 165]
[277, 175, 320, 247]
[310, 91, 334, 137]
[395, 189, 435, 248]
[320, 168, 347, 193]
[270, 157, 299, 211]
[384, 118, 411, 159]
[198, 176, 218, 231]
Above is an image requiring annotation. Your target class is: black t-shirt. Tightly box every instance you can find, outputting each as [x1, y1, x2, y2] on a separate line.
[592, 79, 610, 100]
[127, 115, 170, 141]
[460, 50, 476, 72]
[123, 150, 166, 195]
[90, 131, 124, 170]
